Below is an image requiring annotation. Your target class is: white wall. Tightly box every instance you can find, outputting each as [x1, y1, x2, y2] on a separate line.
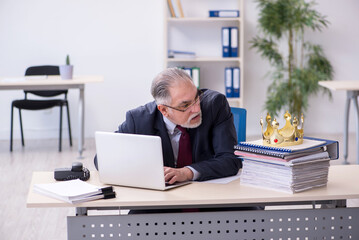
[0, 0, 165, 140]
[0, 0, 358, 141]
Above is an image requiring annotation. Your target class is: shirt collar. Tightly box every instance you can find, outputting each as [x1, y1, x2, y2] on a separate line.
[163, 116, 177, 135]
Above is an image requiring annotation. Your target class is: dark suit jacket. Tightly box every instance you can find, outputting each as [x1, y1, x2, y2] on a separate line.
[95, 89, 241, 181]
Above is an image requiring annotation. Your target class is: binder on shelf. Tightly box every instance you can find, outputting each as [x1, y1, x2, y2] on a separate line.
[232, 67, 240, 97]
[167, 0, 175, 17]
[230, 27, 238, 57]
[183, 67, 192, 78]
[225, 67, 233, 98]
[209, 10, 240, 18]
[192, 67, 200, 89]
[168, 50, 195, 59]
[222, 27, 230, 58]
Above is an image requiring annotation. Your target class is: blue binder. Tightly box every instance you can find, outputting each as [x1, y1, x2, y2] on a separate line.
[209, 10, 240, 18]
[230, 27, 238, 57]
[225, 67, 233, 97]
[222, 27, 230, 58]
[183, 67, 192, 78]
[232, 67, 240, 97]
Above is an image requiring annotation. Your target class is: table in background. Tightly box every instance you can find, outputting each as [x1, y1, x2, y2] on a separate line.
[27, 165, 359, 239]
[319, 81, 359, 164]
[0, 75, 103, 158]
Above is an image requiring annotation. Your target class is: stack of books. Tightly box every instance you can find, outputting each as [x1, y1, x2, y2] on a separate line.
[235, 137, 338, 193]
[34, 179, 116, 204]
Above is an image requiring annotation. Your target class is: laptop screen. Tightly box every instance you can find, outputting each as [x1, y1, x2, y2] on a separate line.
[95, 131, 167, 190]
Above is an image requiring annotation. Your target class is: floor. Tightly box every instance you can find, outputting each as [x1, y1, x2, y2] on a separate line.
[0, 138, 97, 240]
[0, 133, 358, 239]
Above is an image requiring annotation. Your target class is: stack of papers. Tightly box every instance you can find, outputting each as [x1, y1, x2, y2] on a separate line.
[235, 137, 338, 193]
[240, 158, 330, 193]
[33, 179, 115, 204]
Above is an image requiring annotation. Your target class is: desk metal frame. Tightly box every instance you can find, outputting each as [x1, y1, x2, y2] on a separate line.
[0, 76, 103, 158]
[68, 200, 359, 240]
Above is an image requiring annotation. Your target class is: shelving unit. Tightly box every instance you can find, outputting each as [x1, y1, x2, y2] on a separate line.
[167, 57, 240, 62]
[164, 0, 244, 107]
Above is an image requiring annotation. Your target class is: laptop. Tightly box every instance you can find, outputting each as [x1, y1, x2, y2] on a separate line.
[95, 131, 191, 190]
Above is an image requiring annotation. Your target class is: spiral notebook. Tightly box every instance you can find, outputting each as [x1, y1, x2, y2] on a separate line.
[235, 148, 326, 161]
[237, 138, 326, 153]
[234, 136, 340, 160]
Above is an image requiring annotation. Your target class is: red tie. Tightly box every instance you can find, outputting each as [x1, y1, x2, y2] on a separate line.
[176, 125, 192, 168]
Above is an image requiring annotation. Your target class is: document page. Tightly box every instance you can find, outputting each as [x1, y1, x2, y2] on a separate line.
[201, 171, 241, 184]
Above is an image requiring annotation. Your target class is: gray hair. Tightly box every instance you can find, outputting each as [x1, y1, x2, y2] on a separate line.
[151, 68, 193, 105]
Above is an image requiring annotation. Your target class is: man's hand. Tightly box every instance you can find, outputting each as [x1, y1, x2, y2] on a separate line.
[164, 167, 193, 184]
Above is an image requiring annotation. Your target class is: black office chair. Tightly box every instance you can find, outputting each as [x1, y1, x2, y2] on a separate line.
[10, 65, 72, 152]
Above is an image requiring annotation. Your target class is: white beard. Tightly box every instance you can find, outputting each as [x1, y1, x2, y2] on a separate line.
[181, 111, 202, 128]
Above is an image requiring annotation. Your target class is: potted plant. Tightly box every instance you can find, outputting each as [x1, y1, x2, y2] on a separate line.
[250, 0, 334, 118]
[60, 54, 74, 80]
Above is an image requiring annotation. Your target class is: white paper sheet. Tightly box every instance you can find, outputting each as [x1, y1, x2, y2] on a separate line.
[200, 171, 241, 184]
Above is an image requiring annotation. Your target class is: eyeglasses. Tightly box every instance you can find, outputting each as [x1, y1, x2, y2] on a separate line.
[162, 90, 203, 112]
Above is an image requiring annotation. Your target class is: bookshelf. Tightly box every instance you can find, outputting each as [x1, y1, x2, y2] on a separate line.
[164, 0, 244, 107]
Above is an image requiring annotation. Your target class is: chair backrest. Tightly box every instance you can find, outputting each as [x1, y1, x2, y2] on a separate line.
[230, 107, 246, 144]
[24, 65, 68, 98]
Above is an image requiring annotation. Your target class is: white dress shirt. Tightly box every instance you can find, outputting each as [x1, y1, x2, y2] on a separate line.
[163, 116, 200, 180]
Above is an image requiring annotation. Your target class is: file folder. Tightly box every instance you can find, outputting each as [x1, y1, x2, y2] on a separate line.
[230, 27, 238, 57]
[222, 27, 230, 58]
[192, 67, 200, 89]
[233, 67, 240, 97]
[225, 67, 233, 97]
[168, 50, 195, 59]
[183, 67, 192, 78]
[209, 10, 240, 18]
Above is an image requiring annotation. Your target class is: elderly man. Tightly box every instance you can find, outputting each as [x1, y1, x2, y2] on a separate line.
[95, 67, 241, 183]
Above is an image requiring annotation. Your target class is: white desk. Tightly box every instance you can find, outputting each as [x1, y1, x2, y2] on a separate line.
[319, 81, 359, 164]
[0, 75, 103, 157]
[27, 166, 359, 239]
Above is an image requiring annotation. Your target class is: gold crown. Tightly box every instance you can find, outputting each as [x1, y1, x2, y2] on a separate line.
[260, 111, 304, 147]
